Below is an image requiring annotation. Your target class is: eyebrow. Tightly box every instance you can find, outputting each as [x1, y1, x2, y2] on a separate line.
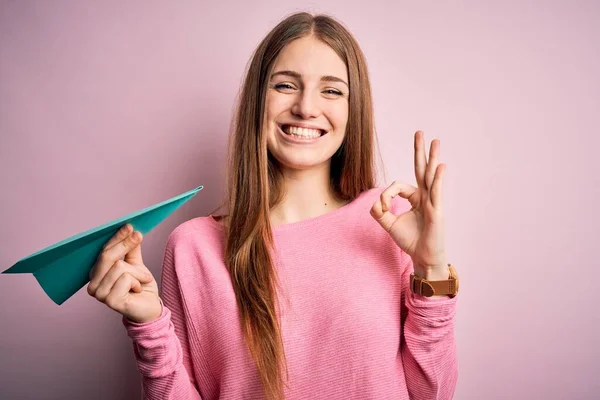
[271, 70, 349, 88]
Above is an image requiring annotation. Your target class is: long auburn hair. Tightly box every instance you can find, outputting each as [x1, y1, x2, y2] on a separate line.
[223, 11, 377, 400]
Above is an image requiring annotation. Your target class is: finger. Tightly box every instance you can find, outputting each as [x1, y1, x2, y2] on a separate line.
[104, 273, 140, 311]
[89, 259, 125, 298]
[90, 224, 133, 280]
[103, 224, 133, 251]
[89, 231, 141, 287]
[89, 259, 152, 298]
[380, 181, 418, 213]
[414, 131, 427, 189]
[101, 228, 142, 266]
[94, 265, 143, 302]
[425, 139, 440, 190]
[371, 181, 418, 231]
[124, 231, 144, 265]
[370, 196, 397, 233]
[430, 163, 445, 210]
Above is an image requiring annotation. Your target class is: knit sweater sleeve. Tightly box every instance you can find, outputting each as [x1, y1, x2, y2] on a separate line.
[122, 234, 202, 400]
[399, 252, 459, 400]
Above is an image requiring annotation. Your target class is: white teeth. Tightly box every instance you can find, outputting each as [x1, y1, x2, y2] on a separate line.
[284, 125, 322, 138]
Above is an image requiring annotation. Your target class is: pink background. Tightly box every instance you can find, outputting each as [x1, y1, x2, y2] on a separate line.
[1, 1, 598, 399]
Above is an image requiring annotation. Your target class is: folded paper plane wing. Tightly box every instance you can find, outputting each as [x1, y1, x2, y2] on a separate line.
[2, 185, 203, 305]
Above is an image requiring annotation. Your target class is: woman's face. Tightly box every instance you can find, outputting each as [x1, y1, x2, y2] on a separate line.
[265, 35, 349, 171]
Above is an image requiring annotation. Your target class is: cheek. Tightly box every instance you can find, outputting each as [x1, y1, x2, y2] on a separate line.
[265, 95, 275, 121]
[328, 104, 349, 131]
[266, 92, 293, 119]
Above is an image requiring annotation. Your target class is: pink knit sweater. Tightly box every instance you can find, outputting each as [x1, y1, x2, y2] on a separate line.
[123, 187, 458, 399]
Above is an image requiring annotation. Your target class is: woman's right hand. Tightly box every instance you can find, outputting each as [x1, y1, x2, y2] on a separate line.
[88, 223, 162, 324]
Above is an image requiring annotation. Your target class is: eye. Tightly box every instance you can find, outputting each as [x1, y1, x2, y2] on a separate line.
[323, 88, 344, 98]
[273, 83, 296, 92]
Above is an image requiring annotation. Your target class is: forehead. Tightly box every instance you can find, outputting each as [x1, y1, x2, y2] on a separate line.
[272, 36, 348, 81]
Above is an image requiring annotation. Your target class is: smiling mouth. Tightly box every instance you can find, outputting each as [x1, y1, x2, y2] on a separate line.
[280, 124, 327, 139]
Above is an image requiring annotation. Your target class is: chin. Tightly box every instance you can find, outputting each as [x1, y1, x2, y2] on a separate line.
[282, 160, 330, 171]
[277, 150, 340, 172]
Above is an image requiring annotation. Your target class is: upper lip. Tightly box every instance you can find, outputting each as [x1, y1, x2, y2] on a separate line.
[278, 122, 329, 133]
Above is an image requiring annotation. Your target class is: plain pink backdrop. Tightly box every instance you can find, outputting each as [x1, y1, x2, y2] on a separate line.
[1, 1, 598, 399]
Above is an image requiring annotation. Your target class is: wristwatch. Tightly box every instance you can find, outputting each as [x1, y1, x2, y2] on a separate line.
[410, 263, 459, 298]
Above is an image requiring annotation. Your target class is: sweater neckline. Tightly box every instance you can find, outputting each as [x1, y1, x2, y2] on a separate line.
[206, 189, 372, 233]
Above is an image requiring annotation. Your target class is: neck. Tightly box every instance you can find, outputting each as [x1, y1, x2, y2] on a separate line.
[270, 162, 347, 226]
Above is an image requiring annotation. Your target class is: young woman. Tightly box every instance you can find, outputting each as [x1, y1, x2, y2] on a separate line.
[88, 12, 459, 400]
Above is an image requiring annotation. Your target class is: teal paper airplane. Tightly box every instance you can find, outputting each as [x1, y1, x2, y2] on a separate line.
[2, 185, 203, 305]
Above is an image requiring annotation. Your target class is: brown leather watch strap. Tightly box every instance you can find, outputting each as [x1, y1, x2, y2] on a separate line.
[410, 264, 459, 297]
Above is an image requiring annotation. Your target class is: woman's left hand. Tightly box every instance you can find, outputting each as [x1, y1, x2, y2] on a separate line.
[370, 130, 449, 280]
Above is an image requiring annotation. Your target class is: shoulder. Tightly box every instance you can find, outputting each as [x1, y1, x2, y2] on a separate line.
[165, 216, 223, 252]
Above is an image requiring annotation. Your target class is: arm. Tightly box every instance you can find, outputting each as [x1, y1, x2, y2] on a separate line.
[400, 252, 458, 400]
[123, 237, 202, 400]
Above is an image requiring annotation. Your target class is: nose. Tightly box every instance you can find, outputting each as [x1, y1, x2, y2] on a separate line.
[291, 90, 321, 120]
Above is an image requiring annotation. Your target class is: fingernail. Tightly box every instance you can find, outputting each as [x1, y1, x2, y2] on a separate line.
[131, 231, 140, 242]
